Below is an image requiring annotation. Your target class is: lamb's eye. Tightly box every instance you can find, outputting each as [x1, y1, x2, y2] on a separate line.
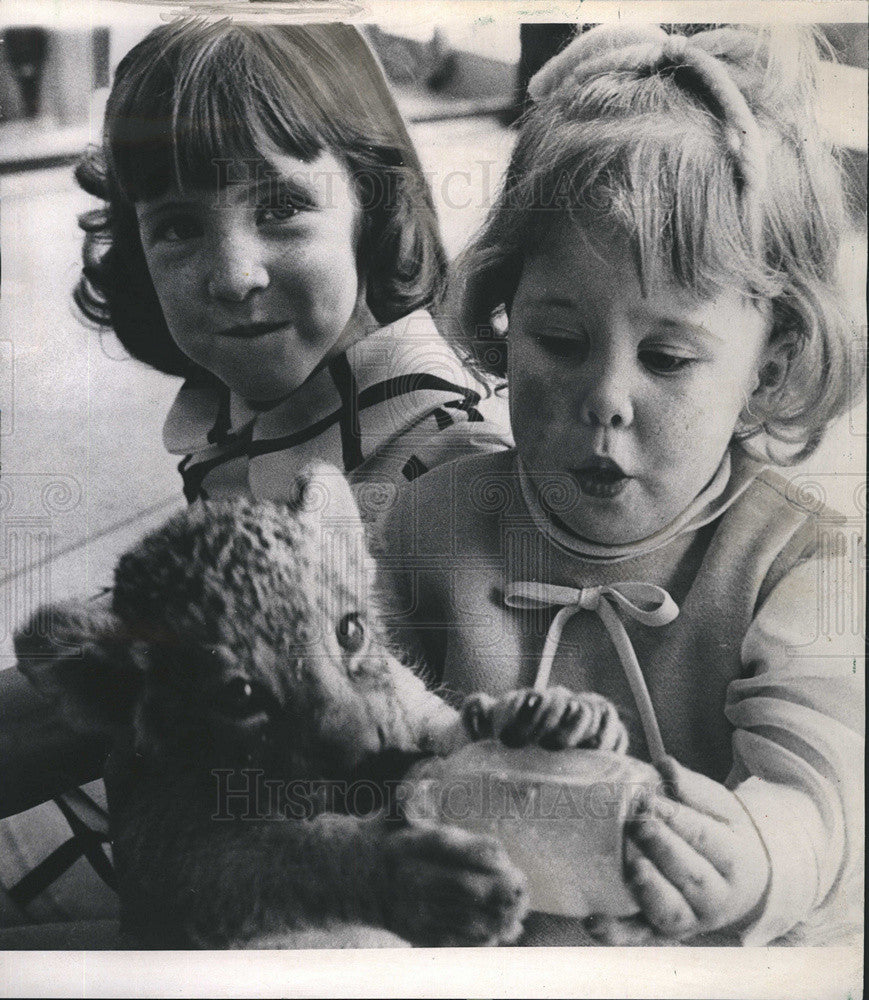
[215, 677, 271, 719]
[336, 612, 366, 655]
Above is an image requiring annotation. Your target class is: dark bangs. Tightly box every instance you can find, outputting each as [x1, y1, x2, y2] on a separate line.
[105, 21, 332, 202]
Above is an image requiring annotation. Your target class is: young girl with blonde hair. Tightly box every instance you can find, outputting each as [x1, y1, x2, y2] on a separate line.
[377, 23, 864, 945]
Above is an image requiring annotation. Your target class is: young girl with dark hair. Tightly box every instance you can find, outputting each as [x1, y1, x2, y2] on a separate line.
[75, 18, 510, 509]
[0, 18, 511, 933]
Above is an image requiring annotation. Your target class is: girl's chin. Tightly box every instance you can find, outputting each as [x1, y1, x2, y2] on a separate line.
[216, 369, 309, 403]
[561, 500, 659, 546]
[564, 521, 645, 545]
[565, 503, 676, 546]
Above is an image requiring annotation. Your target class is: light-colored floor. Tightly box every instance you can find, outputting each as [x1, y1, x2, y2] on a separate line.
[0, 115, 865, 664]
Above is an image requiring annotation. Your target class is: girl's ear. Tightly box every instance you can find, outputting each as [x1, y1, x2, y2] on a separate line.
[14, 600, 145, 738]
[751, 335, 794, 402]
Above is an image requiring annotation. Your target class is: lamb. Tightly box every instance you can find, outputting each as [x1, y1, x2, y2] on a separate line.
[15, 464, 627, 947]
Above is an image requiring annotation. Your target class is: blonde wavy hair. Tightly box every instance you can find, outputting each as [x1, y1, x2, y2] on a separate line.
[452, 25, 862, 464]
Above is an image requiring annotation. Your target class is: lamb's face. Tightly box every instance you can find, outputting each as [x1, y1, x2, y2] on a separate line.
[112, 497, 420, 777]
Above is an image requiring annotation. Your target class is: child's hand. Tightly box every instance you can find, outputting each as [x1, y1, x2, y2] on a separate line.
[589, 757, 771, 943]
[462, 687, 628, 752]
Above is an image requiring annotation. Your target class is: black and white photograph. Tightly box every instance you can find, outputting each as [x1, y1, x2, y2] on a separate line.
[0, 1, 865, 996]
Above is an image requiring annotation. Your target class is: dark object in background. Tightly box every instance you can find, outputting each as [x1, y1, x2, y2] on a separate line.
[504, 23, 577, 125]
[0, 38, 26, 120]
[365, 26, 456, 90]
[1, 28, 49, 118]
[820, 23, 869, 69]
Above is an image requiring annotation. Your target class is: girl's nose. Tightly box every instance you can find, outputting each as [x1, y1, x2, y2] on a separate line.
[206, 233, 270, 303]
[579, 358, 635, 429]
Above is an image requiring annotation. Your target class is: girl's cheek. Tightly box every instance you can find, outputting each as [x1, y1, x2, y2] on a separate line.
[687, 386, 744, 440]
[658, 399, 736, 477]
[287, 243, 360, 300]
[510, 371, 556, 436]
[509, 344, 559, 429]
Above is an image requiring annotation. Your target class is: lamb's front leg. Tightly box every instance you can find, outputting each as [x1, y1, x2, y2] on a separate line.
[416, 683, 629, 757]
[110, 754, 526, 948]
[386, 661, 476, 756]
[388, 653, 629, 757]
[465, 687, 630, 752]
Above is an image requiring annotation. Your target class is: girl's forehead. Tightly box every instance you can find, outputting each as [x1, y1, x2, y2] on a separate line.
[109, 93, 329, 203]
[521, 216, 768, 322]
[529, 212, 757, 303]
[526, 218, 641, 285]
[211, 149, 348, 194]
[134, 149, 352, 206]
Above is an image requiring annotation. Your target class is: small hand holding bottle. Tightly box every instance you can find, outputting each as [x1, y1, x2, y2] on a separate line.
[588, 756, 771, 943]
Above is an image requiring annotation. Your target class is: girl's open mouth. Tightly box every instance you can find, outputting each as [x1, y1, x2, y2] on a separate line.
[572, 459, 630, 499]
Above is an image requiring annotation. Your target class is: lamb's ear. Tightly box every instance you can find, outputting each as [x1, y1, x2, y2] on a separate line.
[14, 600, 144, 737]
[290, 462, 363, 529]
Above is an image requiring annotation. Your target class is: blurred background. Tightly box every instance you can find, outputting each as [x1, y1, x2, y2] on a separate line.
[1, 16, 866, 661]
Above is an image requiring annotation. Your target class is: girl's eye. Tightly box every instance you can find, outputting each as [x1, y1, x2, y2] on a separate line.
[214, 677, 272, 720]
[336, 612, 367, 656]
[640, 350, 695, 374]
[534, 335, 588, 360]
[255, 185, 311, 225]
[150, 216, 202, 244]
[256, 203, 299, 225]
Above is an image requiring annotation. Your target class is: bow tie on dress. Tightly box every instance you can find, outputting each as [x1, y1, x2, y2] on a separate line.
[503, 582, 679, 764]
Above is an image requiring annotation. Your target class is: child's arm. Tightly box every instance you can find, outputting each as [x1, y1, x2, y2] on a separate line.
[721, 554, 864, 944]
[592, 554, 864, 945]
[368, 485, 446, 681]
